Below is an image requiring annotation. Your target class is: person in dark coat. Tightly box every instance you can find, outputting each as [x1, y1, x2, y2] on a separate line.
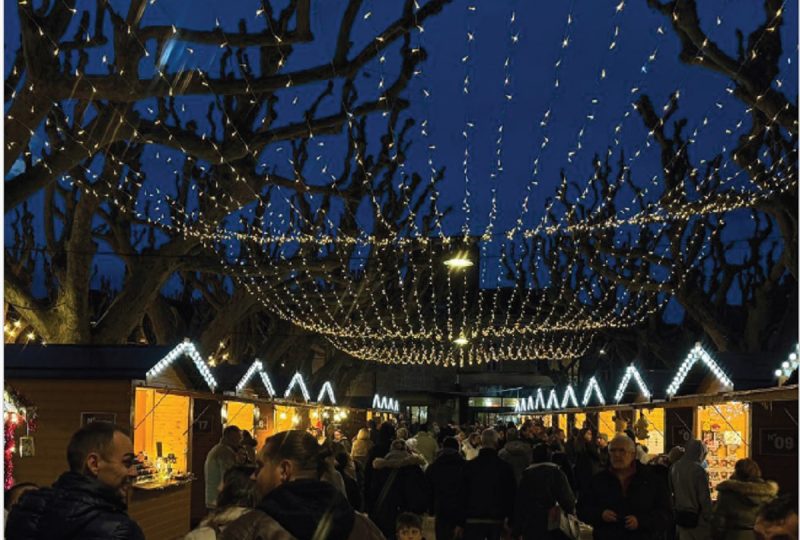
[221, 430, 384, 540]
[6, 422, 144, 540]
[498, 428, 532, 485]
[513, 443, 576, 540]
[460, 429, 517, 540]
[550, 444, 578, 493]
[574, 426, 602, 499]
[368, 439, 429, 539]
[425, 437, 466, 540]
[578, 434, 671, 540]
[711, 459, 778, 540]
[365, 421, 396, 511]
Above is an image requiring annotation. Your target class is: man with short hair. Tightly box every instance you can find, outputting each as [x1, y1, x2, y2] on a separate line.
[755, 496, 798, 540]
[6, 422, 144, 539]
[578, 434, 670, 540]
[204, 425, 243, 510]
[426, 437, 466, 540]
[460, 428, 517, 540]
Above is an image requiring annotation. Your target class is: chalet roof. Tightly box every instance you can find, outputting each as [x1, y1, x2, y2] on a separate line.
[4, 342, 216, 391]
[4, 344, 172, 380]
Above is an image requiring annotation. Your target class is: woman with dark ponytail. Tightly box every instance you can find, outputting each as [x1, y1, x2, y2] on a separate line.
[220, 430, 385, 540]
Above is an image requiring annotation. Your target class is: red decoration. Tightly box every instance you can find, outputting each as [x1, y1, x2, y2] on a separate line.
[3, 385, 38, 489]
[4, 418, 19, 489]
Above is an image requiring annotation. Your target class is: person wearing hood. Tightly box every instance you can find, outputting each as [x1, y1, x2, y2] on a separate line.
[425, 437, 466, 540]
[513, 443, 576, 539]
[670, 439, 714, 540]
[412, 423, 439, 466]
[6, 422, 143, 540]
[711, 459, 778, 540]
[368, 439, 429, 539]
[352, 427, 374, 468]
[578, 434, 671, 540]
[220, 430, 384, 540]
[185, 466, 256, 539]
[498, 427, 533, 484]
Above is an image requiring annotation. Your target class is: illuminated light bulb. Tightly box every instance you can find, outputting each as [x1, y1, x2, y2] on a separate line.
[775, 369, 783, 377]
[790, 353, 798, 362]
[443, 255, 474, 269]
[453, 336, 469, 347]
[782, 361, 790, 369]
[292, 416, 300, 425]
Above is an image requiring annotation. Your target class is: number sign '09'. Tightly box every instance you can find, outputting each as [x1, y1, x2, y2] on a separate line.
[759, 428, 797, 455]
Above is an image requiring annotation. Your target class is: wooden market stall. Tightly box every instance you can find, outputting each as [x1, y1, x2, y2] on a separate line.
[5, 341, 218, 540]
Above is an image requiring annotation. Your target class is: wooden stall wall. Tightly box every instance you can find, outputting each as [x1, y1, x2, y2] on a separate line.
[7, 379, 132, 487]
[665, 407, 695, 449]
[751, 399, 798, 500]
[190, 398, 223, 527]
[129, 484, 191, 540]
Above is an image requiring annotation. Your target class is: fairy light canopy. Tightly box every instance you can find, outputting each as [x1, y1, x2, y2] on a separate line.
[146, 340, 217, 392]
[665, 344, 733, 397]
[2, 0, 796, 370]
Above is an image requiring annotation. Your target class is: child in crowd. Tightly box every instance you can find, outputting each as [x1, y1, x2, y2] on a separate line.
[396, 512, 425, 540]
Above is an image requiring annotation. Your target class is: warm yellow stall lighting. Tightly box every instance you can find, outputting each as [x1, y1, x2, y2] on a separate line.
[443, 255, 474, 269]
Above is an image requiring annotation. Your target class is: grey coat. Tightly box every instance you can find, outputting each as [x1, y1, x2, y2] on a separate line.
[670, 440, 713, 540]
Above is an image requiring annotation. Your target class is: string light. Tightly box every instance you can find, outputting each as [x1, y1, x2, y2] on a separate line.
[546, 389, 559, 410]
[614, 365, 652, 402]
[371, 394, 400, 413]
[146, 339, 217, 391]
[284, 372, 311, 402]
[582, 376, 606, 406]
[316, 381, 337, 405]
[774, 343, 798, 380]
[666, 343, 733, 397]
[561, 384, 579, 408]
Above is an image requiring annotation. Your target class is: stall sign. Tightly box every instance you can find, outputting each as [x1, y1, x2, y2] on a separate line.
[671, 425, 692, 445]
[468, 397, 502, 408]
[502, 398, 519, 408]
[81, 412, 117, 426]
[759, 428, 797, 456]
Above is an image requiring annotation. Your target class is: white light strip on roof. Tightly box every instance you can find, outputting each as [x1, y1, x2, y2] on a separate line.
[316, 381, 337, 405]
[236, 361, 262, 393]
[561, 385, 579, 408]
[614, 365, 651, 402]
[146, 340, 217, 391]
[582, 376, 605, 406]
[666, 343, 732, 397]
[284, 372, 311, 401]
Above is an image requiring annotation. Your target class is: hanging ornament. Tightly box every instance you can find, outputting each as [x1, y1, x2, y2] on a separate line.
[634, 412, 650, 441]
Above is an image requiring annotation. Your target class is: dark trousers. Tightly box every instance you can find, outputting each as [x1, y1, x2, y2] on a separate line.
[435, 516, 459, 540]
[463, 522, 503, 540]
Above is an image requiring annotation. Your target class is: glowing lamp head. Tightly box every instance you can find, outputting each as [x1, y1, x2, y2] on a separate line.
[453, 336, 469, 347]
[444, 254, 473, 269]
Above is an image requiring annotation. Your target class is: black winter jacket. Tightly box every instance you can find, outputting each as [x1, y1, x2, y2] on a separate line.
[5, 472, 145, 540]
[368, 452, 428, 539]
[462, 448, 516, 524]
[577, 464, 671, 540]
[425, 448, 466, 521]
[513, 462, 576, 539]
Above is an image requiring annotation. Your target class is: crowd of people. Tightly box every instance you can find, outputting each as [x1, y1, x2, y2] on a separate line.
[3, 418, 798, 540]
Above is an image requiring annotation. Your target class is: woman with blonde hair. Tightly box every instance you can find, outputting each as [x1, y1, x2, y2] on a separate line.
[711, 458, 778, 540]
